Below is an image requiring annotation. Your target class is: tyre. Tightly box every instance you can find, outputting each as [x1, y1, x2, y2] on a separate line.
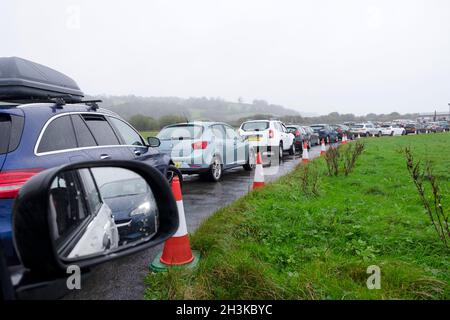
[289, 142, 295, 155]
[201, 155, 223, 182]
[278, 142, 283, 162]
[390, 131, 394, 136]
[243, 148, 256, 171]
[167, 165, 183, 188]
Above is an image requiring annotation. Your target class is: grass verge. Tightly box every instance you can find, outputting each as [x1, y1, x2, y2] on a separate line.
[144, 133, 450, 299]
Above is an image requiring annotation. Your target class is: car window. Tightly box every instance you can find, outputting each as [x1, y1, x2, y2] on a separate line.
[38, 115, 77, 153]
[50, 170, 90, 251]
[109, 117, 144, 146]
[241, 121, 269, 131]
[71, 115, 97, 147]
[0, 115, 11, 154]
[225, 126, 239, 139]
[211, 125, 226, 139]
[281, 124, 288, 132]
[78, 168, 102, 215]
[82, 115, 120, 146]
[158, 124, 203, 140]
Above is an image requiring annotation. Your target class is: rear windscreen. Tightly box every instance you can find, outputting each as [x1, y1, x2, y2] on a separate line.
[0, 114, 24, 154]
[310, 125, 324, 131]
[158, 125, 204, 140]
[241, 122, 269, 131]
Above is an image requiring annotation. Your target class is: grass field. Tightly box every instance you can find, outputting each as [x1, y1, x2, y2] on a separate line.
[144, 133, 450, 300]
[140, 131, 159, 139]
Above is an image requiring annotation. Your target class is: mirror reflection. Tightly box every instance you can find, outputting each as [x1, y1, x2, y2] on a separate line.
[49, 167, 159, 260]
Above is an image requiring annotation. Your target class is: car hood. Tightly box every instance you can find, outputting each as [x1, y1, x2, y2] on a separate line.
[104, 193, 149, 220]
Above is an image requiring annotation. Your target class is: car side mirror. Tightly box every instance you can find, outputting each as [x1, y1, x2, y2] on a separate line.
[147, 137, 161, 147]
[12, 160, 179, 280]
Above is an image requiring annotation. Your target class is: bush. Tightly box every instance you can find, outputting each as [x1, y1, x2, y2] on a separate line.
[128, 114, 159, 131]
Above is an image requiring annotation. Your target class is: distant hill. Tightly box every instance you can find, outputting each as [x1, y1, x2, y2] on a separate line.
[88, 95, 300, 122]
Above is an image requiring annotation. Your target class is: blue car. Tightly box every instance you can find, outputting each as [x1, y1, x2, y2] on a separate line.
[157, 121, 255, 181]
[99, 177, 158, 245]
[0, 103, 176, 266]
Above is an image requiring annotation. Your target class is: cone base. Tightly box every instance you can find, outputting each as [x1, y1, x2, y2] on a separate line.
[252, 181, 265, 189]
[320, 151, 326, 156]
[302, 159, 310, 163]
[150, 250, 200, 272]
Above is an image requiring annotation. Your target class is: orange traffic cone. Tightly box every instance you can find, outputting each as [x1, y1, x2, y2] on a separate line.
[342, 134, 348, 144]
[150, 176, 200, 271]
[302, 142, 310, 163]
[320, 138, 326, 156]
[252, 152, 265, 189]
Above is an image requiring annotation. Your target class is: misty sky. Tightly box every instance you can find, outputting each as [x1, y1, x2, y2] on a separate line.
[1, 0, 450, 115]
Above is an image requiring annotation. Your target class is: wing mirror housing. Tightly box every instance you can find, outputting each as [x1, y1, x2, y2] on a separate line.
[147, 137, 161, 147]
[12, 160, 179, 280]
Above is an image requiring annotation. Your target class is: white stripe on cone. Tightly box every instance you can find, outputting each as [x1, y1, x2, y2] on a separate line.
[252, 152, 265, 188]
[174, 199, 188, 237]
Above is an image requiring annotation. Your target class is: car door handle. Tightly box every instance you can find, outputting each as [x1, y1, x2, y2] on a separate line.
[100, 154, 111, 160]
[134, 150, 142, 156]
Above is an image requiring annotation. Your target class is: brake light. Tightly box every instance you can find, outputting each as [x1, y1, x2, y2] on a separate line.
[192, 141, 208, 150]
[295, 130, 300, 137]
[268, 129, 274, 139]
[0, 169, 42, 199]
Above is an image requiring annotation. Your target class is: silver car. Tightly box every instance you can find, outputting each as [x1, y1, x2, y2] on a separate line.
[157, 122, 255, 181]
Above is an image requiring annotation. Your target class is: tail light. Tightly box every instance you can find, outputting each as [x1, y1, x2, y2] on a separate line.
[337, 128, 343, 133]
[268, 129, 274, 139]
[192, 141, 208, 150]
[0, 169, 42, 199]
[295, 130, 300, 137]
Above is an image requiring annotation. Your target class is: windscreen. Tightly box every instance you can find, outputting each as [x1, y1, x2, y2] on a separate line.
[241, 122, 269, 131]
[158, 125, 204, 140]
[310, 125, 325, 132]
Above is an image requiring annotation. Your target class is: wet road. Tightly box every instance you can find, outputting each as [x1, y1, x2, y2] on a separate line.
[65, 145, 324, 300]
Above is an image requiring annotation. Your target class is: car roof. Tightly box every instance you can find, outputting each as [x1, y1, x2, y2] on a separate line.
[7, 102, 120, 118]
[163, 121, 231, 128]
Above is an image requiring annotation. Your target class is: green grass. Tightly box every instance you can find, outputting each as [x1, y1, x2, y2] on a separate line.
[144, 133, 450, 300]
[140, 131, 159, 139]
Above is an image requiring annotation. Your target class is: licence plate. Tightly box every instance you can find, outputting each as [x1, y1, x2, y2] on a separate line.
[248, 136, 261, 142]
[174, 161, 182, 168]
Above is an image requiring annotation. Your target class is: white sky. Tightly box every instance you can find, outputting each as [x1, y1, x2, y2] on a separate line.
[1, 0, 450, 115]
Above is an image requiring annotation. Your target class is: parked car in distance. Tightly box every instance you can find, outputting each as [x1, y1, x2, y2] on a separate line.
[309, 124, 338, 143]
[350, 123, 380, 137]
[302, 126, 320, 146]
[157, 121, 255, 182]
[379, 124, 406, 136]
[438, 121, 449, 132]
[331, 124, 354, 140]
[286, 125, 307, 151]
[427, 122, 444, 133]
[238, 120, 295, 161]
[404, 123, 417, 135]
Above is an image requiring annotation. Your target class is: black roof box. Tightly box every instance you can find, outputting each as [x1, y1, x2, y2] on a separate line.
[0, 57, 84, 103]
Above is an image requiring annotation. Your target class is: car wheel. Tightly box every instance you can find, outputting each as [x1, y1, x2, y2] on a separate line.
[243, 148, 256, 171]
[201, 155, 223, 182]
[278, 142, 283, 161]
[167, 165, 183, 188]
[289, 142, 295, 155]
[390, 131, 394, 136]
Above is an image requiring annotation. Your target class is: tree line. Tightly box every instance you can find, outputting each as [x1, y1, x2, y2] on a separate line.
[129, 111, 420, 131]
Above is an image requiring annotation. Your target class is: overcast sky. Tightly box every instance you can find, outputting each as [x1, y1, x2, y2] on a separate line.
[1, 0, 450, 115]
